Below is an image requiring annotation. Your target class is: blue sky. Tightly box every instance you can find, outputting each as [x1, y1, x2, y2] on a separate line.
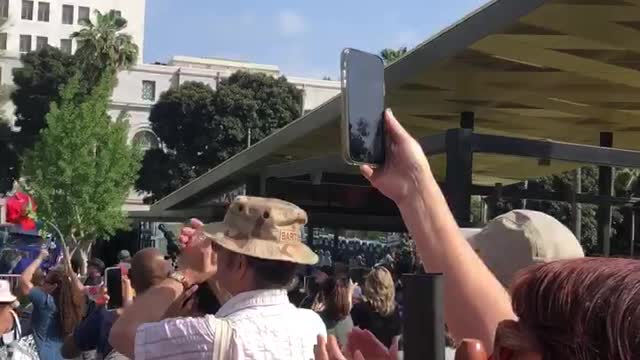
[144, 0, 489, 79]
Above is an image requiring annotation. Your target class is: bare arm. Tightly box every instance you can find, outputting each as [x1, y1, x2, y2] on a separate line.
[397, 166, 514, 351]
[62, 245, 84, 293]
[109, 278, 184, 358]
[361, 110, 515, 352]
[18, 249, 47, 296]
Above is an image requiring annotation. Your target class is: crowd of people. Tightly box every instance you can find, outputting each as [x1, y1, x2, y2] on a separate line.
[0, 109, 637, 359]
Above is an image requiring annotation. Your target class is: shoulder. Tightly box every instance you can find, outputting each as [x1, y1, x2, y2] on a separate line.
[28, 287, 53, 308]
[135, 315, 216, 360]
[295, 308, 327, 336]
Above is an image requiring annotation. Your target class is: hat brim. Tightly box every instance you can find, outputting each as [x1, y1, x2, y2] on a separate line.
[0, 295, 17, 304]
[202, 222, 318, 265]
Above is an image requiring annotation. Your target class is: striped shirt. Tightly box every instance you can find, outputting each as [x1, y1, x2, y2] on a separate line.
[134, 289, 326, 360]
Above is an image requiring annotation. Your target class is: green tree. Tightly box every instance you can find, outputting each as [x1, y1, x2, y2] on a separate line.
[136, 72, 302, 202]
[21, 74, 141, 259]
[72, 9, 139, 84]
[380, 47, 408, 64]
[10, 47, 78, 151]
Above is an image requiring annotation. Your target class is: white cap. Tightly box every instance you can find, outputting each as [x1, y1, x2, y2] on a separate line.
[471, 210, 585, 287]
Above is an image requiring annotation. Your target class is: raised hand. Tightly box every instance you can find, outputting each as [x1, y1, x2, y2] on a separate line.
[360, 109, 433, 206]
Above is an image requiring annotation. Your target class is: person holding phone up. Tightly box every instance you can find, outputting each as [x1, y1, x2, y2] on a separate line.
[61, 248, 170, 360]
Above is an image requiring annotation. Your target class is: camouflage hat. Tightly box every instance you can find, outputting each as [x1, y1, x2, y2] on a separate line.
[202, 196, 318, 265]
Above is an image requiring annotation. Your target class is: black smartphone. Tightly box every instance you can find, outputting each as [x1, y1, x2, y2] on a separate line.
[104, 266, 123, 311]
[340, 48, 386, 166]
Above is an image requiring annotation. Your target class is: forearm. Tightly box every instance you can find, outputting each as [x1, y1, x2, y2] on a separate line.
[397, 167, 515, 352]
[18, 256, 43, 295]
[109, 279, 183, 357]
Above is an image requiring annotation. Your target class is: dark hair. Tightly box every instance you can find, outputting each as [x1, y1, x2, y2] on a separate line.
[321, 277, 351, 322]
[87, 258, 105, 273]
[195, 283, 222, 315]
[246, 256, 298, 289]
[510, 257, 640, 359]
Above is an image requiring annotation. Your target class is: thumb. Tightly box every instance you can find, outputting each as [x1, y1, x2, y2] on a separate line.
[384, 108, 410, 143]
[353, 351, 365, 360]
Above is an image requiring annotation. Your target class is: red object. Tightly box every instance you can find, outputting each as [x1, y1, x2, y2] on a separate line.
[6, 192, 37, 231]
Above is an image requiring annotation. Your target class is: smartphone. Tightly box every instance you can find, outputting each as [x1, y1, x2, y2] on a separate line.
[104, 266, 123, 311]
[340, 48, 386, 166]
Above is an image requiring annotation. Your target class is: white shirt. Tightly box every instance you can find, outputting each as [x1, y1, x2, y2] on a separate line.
[134, 289, 326, 360]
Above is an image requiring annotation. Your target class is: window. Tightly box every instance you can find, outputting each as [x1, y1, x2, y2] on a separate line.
[60, 39, 72, 54]
[35, 36, 47, 50]
[22, 0, 34, 20]
[0, 33, 7, 50]
[78, 6, 89, 24]
[19, 35, 31, 52]
[0, 0, 8, 18]
[62, 4, 73, 24]
[141, 80, 156, 101]
[132, 131, 160, 151]
[37, 2, 49, 22]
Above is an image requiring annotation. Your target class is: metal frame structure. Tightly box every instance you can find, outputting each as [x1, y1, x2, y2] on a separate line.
[145, 0, 640, 257]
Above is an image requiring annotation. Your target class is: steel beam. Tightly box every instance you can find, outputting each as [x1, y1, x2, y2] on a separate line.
[473, 133, 640, 168]
[598, 132, 614, 256]
[445, 128, 474, 227]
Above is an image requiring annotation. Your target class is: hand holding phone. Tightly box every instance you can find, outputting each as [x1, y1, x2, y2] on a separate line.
[104, 266, 123, 311]
[341, 48, 386, 166]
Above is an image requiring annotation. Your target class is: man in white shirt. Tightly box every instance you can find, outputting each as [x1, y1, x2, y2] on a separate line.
[109, 196, 327, 359]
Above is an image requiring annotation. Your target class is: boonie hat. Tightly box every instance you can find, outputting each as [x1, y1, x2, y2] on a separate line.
[471, 210, 584, 287]
[202, 196, 318, 265]
[0, 280, 17, 303]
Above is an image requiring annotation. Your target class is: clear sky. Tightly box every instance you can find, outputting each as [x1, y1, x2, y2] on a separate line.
[144, 0, 489, 79]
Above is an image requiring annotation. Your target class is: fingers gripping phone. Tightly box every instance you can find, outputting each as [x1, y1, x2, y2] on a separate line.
[104, 266, 125, 311]
[340, 48, 386, 166]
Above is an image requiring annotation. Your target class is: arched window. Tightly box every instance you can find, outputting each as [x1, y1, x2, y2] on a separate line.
[132, 130, 160, 151]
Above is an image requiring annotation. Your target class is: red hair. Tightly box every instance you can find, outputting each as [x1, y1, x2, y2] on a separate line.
[510, 257, 640, 359]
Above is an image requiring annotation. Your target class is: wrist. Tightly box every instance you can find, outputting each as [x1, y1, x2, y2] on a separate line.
[396, 162, 438, 208]
[169, 270, 197, 289]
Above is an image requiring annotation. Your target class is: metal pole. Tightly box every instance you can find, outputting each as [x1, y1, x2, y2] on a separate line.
[402, 273, 444, 360]
[247, 128, 252, 148]
[445, 128, 473, 227]
[597, 132, 614, 256]
[572, 168, 582, 241]
[631, 208, 636, 257]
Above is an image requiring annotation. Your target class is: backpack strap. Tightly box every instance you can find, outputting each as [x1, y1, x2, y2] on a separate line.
[212, 318, 232, 360]
[10, 311, 21, 340]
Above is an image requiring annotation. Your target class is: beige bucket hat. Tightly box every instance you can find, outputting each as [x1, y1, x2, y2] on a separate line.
[471, 210, 585, 287]
[201, 196, 318, 265]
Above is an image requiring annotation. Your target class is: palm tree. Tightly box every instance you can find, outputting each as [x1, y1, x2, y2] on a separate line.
[380, 47, 408, 65]
[71, 10, 139, 83]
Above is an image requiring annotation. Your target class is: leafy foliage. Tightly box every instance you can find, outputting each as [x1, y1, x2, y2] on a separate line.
[380, 47, 408, 64]
[4, 10, 138, 190]
[136, 72, 303, 202]
[10, 47, 78, 151]
[492, 167, 631, 255]
[21, 75, 141, 249]
[72, 10, 139, 85]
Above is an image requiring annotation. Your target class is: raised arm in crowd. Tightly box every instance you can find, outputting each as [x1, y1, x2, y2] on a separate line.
[360, 109, 515, 352]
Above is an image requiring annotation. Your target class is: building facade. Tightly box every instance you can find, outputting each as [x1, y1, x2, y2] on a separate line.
[117, 56, 340, 211]
[0, 0, 341, 214]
